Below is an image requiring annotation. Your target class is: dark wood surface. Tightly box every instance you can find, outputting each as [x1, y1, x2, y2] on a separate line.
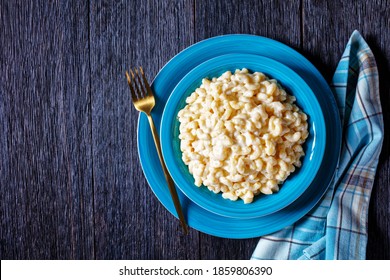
[0, 0, 389, 259]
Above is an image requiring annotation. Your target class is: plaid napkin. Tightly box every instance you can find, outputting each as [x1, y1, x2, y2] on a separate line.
[251, 30, 384, 260]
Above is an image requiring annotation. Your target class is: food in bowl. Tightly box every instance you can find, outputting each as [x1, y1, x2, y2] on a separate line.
[177, 68, 309, 204]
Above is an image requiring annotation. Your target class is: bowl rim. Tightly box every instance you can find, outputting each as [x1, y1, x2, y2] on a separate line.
[160, 53, 327, 219]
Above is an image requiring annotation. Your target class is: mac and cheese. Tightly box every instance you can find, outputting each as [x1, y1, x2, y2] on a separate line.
[178, 69, 309, 204]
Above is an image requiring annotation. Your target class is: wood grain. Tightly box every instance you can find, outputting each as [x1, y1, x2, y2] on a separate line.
[194, 0, 302, 259]
[303, 0, 390, 259]
[194, 0, 302, 49]
[89, 0, 198, 259]
[0, 0, 389, 260]
[0, 0, 94, 259]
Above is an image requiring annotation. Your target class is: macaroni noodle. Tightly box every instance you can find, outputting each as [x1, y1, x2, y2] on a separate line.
[178, 69, 309, 204]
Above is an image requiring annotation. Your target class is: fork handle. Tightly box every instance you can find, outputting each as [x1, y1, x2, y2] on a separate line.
[146, 114, 189, 235]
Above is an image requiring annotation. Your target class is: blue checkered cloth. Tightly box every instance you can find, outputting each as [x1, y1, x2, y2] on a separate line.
[251, 30, 384, 260]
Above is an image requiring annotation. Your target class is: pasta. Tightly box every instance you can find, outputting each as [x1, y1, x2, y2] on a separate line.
[178, 69, 309, 204]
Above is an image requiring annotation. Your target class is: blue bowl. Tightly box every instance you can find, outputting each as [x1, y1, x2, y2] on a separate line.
[160, 53, 326, 219]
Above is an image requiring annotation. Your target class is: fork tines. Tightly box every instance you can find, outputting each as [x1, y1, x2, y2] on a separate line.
[125, 66, 152, 101]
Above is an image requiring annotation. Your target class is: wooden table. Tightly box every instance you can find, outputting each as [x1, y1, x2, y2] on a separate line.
[1, 0, 389, 259]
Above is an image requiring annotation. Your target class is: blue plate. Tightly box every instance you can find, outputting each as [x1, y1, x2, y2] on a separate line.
[137, 35, 341, 238]
[160, 54, 326, 219]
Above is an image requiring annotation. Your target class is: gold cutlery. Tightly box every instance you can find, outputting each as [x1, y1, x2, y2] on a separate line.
[125, 67, 189, 235]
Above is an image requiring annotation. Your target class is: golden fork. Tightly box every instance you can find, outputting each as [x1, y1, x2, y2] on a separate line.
[125, 67, 189, 235]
